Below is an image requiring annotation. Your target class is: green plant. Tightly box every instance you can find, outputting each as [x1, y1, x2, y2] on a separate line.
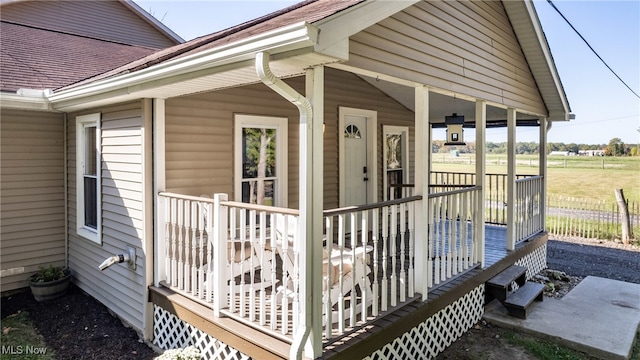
[155, 345, 201, 360]
[29, 265, 69, 283]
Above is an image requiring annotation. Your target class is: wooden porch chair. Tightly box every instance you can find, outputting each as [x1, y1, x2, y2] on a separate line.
[273, 214, 374, 322]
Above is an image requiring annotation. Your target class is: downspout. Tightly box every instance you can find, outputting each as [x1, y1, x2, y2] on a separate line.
[64, 113, 69, 268]
[255, 51, 312, 360]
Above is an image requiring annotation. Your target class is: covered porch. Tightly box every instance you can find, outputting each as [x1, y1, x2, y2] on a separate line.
[147, 43, 553, 357]
[150, 192, 547, 359]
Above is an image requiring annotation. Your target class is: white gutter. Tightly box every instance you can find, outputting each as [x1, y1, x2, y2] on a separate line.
[48, 22, 318, 107]
[256, 51, 312, 360]
[0, 89, 55, 111]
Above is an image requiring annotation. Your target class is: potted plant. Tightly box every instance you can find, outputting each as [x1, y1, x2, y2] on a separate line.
[29, 265, 71, 302]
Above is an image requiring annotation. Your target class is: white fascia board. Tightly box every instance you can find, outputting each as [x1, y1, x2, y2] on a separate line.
[48, 22, 319, 107]
[313, 0, 420, 59]
[0, 91, 56, 112]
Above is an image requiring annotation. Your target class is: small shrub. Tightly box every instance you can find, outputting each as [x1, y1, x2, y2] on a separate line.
[29, 265, 68, 283]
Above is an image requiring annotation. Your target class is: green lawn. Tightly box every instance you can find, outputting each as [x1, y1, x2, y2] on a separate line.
[432, 154, 639, 203]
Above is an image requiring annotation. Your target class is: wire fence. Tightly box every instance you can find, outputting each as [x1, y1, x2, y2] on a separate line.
[547, 195, 639, 241]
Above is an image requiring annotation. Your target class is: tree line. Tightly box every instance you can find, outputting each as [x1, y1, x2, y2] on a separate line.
[432, 137, 639, 156]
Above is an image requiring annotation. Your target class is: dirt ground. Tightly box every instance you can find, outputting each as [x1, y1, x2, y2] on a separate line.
[1, 285, 157, 360]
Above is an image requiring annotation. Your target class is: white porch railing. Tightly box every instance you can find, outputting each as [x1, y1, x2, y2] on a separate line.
[157, 192, 424, 341]
[322, 195, 421, 339]
[514, 175, 544, 244]
[158, 192, 214, 303]
[427, 186, 481, 288]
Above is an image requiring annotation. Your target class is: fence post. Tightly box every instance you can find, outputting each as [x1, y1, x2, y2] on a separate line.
[212, 193, 228, 317]
[615, 189, 633, 244]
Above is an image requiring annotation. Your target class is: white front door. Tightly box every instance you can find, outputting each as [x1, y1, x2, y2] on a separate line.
[344, 115, 368, 206]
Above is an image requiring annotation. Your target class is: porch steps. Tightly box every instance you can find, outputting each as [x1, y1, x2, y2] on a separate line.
[486, 265, 544, 319]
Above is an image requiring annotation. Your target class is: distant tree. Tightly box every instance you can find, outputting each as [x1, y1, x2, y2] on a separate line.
[607, 137, 625, 156]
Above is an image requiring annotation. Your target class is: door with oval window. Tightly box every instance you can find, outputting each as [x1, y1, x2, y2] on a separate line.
[344, 115, 368, 207]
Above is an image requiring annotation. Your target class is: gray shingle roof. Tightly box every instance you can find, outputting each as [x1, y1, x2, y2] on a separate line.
[0, 21, 157, 92]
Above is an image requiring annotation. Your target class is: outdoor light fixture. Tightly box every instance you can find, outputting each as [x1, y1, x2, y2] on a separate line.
[444, 113, 465, 145]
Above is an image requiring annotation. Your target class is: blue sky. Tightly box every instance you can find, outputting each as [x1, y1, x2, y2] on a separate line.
[136, 0, 640, 146]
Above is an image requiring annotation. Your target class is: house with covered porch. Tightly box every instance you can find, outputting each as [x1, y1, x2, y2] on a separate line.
[1, 0, 571, 359]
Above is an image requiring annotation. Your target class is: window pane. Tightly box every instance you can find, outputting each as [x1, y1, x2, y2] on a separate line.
[242, 127, 276, 179]
[242, 179, 275, 206]
[84, 176, 97, 229]
[386, 134, 402, 169]
[85, 126, 96, 176]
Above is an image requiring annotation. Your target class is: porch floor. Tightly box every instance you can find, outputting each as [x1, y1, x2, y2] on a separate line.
[150, 226, 548, 360]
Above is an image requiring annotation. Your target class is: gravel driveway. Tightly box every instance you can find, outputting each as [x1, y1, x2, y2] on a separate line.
[547, 238, 640, 284]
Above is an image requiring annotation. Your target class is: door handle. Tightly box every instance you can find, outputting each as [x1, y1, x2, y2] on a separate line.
[363, 166, 368, 174]
[364, 177, 369, 181]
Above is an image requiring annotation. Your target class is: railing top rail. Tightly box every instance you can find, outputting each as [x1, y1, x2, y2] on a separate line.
[430, 171, 537, 178]
[515, 175, 544, 183]
[427, 185, 481, 199]
[158, 191, 215, 203]
[322, 195, 423, 217]
[388, 183, 415, 188]
[220, 200, 300, 216]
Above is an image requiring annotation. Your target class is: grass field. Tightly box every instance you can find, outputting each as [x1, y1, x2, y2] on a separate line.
[432, 154, 639, 203]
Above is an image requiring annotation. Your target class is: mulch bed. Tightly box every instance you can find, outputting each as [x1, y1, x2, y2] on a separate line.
[1, 285, 157, 359]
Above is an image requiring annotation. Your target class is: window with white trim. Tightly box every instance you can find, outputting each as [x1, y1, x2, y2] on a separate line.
[383, 126, 409, 200]
[234, 115, 288, 207]
[76, 113, 101, 243]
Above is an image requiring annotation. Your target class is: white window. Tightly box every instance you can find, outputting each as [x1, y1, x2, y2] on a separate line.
[76, 113, 101, 243]
[234, 115, 288, 207]
[383, 126, 409, 200]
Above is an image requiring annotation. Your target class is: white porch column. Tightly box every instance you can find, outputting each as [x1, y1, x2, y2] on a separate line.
[475, 100, 486, 267]
[539, 117, 548, 230]
[302, 65, 324, 358]
[414, 85, 430, 300]
[153, 98, 166, 287]
[506, 108, 517, 250]
[150, 98, 165, 341]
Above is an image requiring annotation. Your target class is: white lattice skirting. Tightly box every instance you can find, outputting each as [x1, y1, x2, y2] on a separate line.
[365, 284, 485, 360]
[515, 243, 547, 280]
[153, 305, 250, 360]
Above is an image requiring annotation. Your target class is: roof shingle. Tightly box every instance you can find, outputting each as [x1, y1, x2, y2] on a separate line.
[0, 21, 157, 92]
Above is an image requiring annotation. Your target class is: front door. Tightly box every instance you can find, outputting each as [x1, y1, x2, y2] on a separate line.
[344, 115, 368, 206]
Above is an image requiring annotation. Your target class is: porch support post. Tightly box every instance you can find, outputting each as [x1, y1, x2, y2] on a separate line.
[414, 85, 430, 300]
[539, 117, 547, 230]
[475, 100, 486, 267]
[302, 65, 324, 358]
[153, 98, 166, 287]
[506, 108, 517, 250]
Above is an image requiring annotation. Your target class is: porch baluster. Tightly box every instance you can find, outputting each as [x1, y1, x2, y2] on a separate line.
[399, 202, 406, 303]
[183, 200, 191, 293]
[177, 199, 184, 290]
[258, 211, 267, 327]
[337, 213, 346, 333]
[371, 208, 380, 317]
[390, 203, 398, 307]
[349, 211, 357, 327]
[381, 206, 389, 312]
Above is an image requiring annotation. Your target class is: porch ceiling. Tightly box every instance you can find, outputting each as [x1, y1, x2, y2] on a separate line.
[359, 74, 541, 127]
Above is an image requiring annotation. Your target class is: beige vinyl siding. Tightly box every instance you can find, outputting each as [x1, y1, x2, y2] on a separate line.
[0, 109, 65, 292]
[165, 68, 415, 210]
[1, 1, 176, 48]
[68, 101, 148, 331]
[347, 0, 547, 115]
